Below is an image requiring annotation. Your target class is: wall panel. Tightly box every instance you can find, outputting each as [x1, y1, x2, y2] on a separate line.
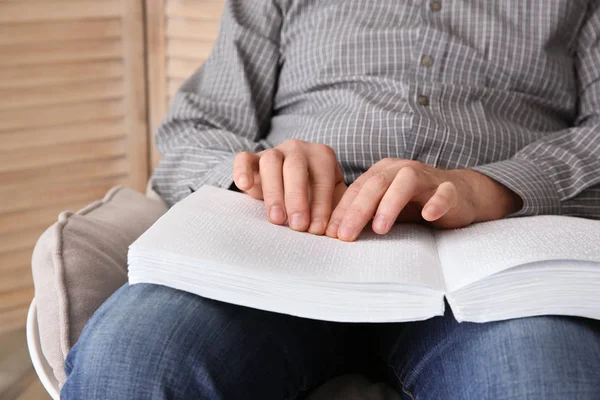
[0, 0, 149, 333]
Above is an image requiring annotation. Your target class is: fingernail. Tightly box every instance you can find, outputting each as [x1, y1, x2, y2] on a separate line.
[325, 221, 339, 237]
[373, 215, 389, 232]
[238, 174, 248, 188]
[289, 213, 306, 230]
[308, 218, 324, 234]
[424, 205, 438, 219]
[338, 222, 355, 240]
[269, 205, 285, 223]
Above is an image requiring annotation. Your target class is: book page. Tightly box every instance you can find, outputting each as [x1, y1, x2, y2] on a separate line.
[435, 216, 600, 292]
[132, 185, 445, 290]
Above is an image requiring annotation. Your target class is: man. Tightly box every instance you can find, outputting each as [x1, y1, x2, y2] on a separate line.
[62, 1, 600, 399]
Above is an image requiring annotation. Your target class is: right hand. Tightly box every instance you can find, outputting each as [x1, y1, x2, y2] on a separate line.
[233, 140, 345, 235]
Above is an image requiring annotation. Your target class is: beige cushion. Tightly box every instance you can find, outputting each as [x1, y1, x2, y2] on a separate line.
[31, 187, 167, 386]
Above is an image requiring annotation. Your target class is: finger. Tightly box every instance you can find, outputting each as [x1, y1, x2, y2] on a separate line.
[337, 168, 397, 241]
[259, 149, 286, 225]
[283, 153, 310, 231]
[325, 171, 381, 238]
[326, 159, 403, 238]
[372, 166, 429, 234]
[333, 181, 347, 208]
[233, 152, 259, 191]
[243, 175, 263, 200]
[307, 147, 340, 235]
[422, 181, 459, 221]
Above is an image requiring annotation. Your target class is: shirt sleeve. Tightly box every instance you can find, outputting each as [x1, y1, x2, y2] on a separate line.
[472, 2, 600, 219]
[151, 0, 283, 206]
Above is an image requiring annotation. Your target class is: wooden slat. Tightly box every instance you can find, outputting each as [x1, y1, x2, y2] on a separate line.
[145, 0, 167, 171]
[0, 328, 27, 360]
[0, 99, 125, 132]
[165, 0, 225, 21]
[0, 290, 34, 320]
[0, 264, 32, 293]
[0, 137, 126, 174]
[168, 78, 185, 97]
[0, 156, 129, 190]
[0, 331, 35, 396]
[0, 229, 41, 255]
[0, 1, 122, 24]
[0, 39, 122, 68]
[0, 61, 124, 89]
[166, 39, 214, 60]
[0, 79, 124, 110]
[0, 199, 96, 235]
[0, 288, 35, 311]
[0, 251, 34, 277]
[0, 119, 125, 152]
[0, 305, 29, 335]
[167, 58, 203, 80]
[15, 378, 52, 400]
[121, 0, 149, 192]
[166, 17, 220, 41]
[0, 19, 122, 46]
[0, 176, 128, 220]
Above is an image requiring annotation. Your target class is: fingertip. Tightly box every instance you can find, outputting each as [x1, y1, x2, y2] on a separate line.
[237, 173, 249, 189]
[372, 215, 390, 234]
[337, 234, 357, 242]
[422, 205, 441, 221]
[268, 205, 286, 225]
[308, 218, 326, 235]
[289, 212, 309, 231]
[325, 221, 339, 238]
[337, 223, 358, 242]
[233, 152, 259, 190]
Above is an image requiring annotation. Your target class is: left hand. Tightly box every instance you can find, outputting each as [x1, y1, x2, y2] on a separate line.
[325, 159, 522, 241]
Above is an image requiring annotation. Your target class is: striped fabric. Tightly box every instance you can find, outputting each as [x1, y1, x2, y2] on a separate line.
[152, 0, 600, 219]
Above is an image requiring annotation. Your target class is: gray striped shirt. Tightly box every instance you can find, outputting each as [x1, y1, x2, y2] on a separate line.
[152, 0, 600, 219]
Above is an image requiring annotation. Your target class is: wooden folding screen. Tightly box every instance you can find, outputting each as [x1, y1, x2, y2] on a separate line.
[0, 0, 148, 333]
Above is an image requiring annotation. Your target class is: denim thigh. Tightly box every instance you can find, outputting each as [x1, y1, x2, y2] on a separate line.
[375, 311, 600, 399]
[62, 283, 353, 400]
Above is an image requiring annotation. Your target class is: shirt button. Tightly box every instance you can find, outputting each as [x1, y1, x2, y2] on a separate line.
[417, 95, 430, 106]
[430, 1, 442, 11]
[421, 55, 433, 67]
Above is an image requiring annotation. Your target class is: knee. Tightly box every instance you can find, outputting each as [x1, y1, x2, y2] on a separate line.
[449, 316, 600, 398]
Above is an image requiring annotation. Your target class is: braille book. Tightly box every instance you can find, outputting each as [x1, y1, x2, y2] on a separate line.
[128, 185, 600, 323]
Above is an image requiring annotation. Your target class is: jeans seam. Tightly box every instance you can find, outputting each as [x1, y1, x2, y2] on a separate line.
[390, 364, 416, 400]
[398, 324, 459, 392]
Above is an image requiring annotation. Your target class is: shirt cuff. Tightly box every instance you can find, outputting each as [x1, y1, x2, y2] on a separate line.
[471, 158, 561, 217]
[205, 153, 236, 190]
[181, 153, 236, 200]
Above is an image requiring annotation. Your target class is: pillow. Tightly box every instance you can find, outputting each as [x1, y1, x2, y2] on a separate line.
[31, 186, 167, 385]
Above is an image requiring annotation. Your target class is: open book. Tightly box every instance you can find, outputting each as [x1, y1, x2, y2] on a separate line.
[128, 185, 600, 323]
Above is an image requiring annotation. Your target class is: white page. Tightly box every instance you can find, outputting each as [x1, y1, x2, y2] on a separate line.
[435, 215, 600, 292]
[131, 185, 445, 290]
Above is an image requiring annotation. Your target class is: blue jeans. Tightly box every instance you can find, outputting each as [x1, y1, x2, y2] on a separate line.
[62, 283, 600, 399]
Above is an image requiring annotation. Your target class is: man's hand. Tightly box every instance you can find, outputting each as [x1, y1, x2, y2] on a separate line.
[233, 140, 345, 234]
[325, 159, 523, 241]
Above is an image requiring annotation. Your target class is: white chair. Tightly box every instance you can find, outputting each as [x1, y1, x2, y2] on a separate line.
[26, 298, 60, 400]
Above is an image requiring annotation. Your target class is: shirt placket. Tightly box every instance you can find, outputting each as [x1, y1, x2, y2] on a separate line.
[407, 0, 448, 166]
